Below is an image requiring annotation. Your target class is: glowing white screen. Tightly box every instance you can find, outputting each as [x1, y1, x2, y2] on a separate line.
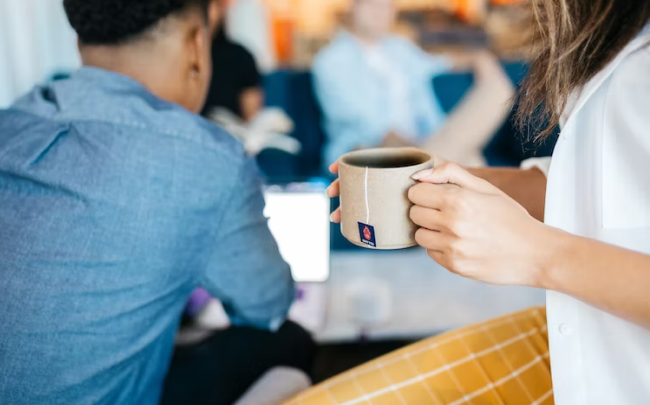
[263, 191, 330, 282]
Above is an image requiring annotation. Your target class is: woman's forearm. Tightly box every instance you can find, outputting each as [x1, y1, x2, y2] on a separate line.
[471, 167, 650, 329]
[540, 228, 650, 330]
[468, 167, 547, 221]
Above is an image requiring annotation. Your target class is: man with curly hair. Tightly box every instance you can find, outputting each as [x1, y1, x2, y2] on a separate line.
[0, 1, 314, 404]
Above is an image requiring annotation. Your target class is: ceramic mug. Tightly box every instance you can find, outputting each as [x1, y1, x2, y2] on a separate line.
[338, 147, 434, 250]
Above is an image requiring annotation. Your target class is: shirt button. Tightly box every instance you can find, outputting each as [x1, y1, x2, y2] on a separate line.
[558, 323, 573, 336]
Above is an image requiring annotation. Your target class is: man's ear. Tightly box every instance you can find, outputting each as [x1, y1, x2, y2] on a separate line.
[187, 22, 209, 79]
[184, 16, 213, 112]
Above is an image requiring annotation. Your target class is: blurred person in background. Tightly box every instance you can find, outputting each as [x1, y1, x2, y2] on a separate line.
[313, 0, 514, 169]
[202, 0, 264, 122]
[0, 1, 315, 405]
[201, 0, 300, 159]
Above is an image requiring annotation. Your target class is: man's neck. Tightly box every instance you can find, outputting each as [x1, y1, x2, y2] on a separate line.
[80, 45, 178, 104]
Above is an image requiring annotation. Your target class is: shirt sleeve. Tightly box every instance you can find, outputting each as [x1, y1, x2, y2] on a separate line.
[313, 52, 390, 167]
[521, 157, 552, 177]
[200, 154, 294, 330]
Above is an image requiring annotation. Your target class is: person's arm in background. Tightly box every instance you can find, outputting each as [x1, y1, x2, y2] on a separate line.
[238, 47, 264, 122]
[201, 153, 294, 330]
[422, 51, 515, 167]
[312, 51, 392, 166]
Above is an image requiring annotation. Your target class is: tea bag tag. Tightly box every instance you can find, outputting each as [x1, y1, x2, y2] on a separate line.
[357, 223, 376, 248]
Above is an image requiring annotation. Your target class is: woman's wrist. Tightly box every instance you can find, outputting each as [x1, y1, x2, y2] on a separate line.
[530, 224, 573, 290]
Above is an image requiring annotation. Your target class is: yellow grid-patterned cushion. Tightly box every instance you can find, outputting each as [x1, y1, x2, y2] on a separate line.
[285, 307, 552, 405]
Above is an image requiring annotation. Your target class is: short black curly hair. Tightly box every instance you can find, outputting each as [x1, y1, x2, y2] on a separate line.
[63, 0, 212, 45]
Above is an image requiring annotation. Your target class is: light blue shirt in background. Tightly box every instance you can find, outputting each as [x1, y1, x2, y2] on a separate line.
[313, 31, 450, 167]
[0, 67, 294, 405]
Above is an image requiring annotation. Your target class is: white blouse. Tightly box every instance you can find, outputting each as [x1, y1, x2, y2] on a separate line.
[525, 24, 650, 404]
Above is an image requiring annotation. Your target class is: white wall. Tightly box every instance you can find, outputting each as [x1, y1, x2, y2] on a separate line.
[0, 0, 80, 108]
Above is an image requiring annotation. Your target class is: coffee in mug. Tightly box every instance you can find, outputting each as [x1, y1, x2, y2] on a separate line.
[338, 147, 434, 250]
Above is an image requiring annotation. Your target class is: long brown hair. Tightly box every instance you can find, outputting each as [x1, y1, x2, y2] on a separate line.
[515, 0, 650, 139]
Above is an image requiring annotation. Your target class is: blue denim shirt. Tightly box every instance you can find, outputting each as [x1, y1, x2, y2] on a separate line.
[0, 67, 294, 405]
[313, 31, 450, 168]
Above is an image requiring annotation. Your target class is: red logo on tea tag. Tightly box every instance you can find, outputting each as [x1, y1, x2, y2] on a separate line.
[363, 226, 372, 241]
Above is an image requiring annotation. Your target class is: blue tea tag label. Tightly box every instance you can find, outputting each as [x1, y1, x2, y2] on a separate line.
[358, 223, 376, 248]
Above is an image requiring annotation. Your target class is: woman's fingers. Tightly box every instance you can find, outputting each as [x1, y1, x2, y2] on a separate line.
[413, 161, 499, 195]
[327, 161, 341, 222]
[330, 207, 341, 223]
[329, 161, 339, 175]
[416, 229, 461, 274]
[326, 179, 340, 198]
[410, 205, 447, 232]
[414, 228, 450, 252]
[327, 161, 340, 200]
[426, 249, 457, 274]
[408, 183, 459, 210]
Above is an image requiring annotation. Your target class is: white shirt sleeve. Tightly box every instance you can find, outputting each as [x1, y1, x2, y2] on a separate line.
[520, 157, 552, 177]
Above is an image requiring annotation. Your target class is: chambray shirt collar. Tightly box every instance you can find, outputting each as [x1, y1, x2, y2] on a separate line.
[72, 66, 150, 93]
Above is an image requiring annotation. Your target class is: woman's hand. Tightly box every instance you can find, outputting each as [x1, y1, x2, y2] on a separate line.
[409, 161, 553, 287]
[326, 162, 342, 223]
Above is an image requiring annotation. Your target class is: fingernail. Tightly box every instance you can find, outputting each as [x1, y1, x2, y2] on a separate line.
[412, 169, 433, 180]
[329, 212, 336, 222]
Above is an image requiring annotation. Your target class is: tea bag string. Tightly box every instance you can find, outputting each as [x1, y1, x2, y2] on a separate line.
[364, 166, 370, 224]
